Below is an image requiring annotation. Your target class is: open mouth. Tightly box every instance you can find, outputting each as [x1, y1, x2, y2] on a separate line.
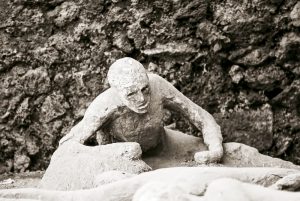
[138, 102, 149, 110]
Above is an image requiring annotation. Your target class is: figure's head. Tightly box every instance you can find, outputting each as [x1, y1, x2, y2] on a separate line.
[108, 57, 151, 114]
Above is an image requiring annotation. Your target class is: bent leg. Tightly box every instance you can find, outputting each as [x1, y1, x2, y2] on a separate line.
[40, 141, 150, 190]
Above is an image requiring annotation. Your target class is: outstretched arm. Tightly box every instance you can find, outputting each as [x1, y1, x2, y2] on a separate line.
[59, 89, 120, 145]
[153, 74, 223, 164]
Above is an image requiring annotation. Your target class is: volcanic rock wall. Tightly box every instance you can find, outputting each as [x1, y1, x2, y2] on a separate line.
[0, 0, 299, 172]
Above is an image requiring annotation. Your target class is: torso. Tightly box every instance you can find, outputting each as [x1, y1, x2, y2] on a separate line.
[103, 74, 165, 152]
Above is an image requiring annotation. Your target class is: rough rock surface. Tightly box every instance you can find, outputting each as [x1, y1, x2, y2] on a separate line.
[0, 0, 299, 172]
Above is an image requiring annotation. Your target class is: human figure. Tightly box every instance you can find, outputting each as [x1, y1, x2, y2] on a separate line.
[1, 167, 300, 201]
[2, 58, 300, 201]
[59, 57, 223, 164]
[133, 178, 300, 201]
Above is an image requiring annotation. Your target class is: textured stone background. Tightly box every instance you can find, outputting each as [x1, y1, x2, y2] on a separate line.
[0, 0, 299, 173]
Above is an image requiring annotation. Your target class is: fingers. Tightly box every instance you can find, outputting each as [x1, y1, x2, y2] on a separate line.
[194, 150, 222, 164]
[194, 151, 210, 164]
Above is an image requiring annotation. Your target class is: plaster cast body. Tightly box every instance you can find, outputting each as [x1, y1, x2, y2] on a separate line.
[1, 167, 300, 201]
[202, 178, 300, 201]
[59, 57, 223, 163]
[133, 178, 300, 201]
[38, 58, 299, 191]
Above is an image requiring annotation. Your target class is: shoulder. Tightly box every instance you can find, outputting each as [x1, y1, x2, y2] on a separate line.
[147, 73, 178, 101]
[148, 73, 171, 88]
[85, 88, 124, 117]
[148, 73, 175, 91]
[148, 73, 165, 82]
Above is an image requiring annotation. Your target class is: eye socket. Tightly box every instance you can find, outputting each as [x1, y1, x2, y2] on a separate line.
[127, 92, 135, 97]
[141, 86, 149, 93]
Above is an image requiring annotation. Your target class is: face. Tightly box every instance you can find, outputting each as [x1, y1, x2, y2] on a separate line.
[117, 76, 151, 114]
[108, 57, 151, 114]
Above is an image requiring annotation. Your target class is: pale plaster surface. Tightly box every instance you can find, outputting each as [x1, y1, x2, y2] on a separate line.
[59, 57, 223, 164]
[1, 167, 300, 201]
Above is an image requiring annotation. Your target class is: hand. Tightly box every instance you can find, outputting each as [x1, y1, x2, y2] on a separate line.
[270, 173, 300, 191]
[194, 148, 223, 164]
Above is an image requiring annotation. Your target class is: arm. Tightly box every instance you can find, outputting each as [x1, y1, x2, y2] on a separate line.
[59, 89, 120, 145]
[153, 74, 223, 164]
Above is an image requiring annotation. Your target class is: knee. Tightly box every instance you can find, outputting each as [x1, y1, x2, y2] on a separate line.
[106, 142, 143, 160]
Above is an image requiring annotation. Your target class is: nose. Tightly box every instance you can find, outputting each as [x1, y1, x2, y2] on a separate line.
[137, 91, 145, 103]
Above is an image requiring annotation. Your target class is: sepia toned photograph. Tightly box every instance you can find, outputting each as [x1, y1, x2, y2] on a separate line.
[0, 0, 300, 200]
